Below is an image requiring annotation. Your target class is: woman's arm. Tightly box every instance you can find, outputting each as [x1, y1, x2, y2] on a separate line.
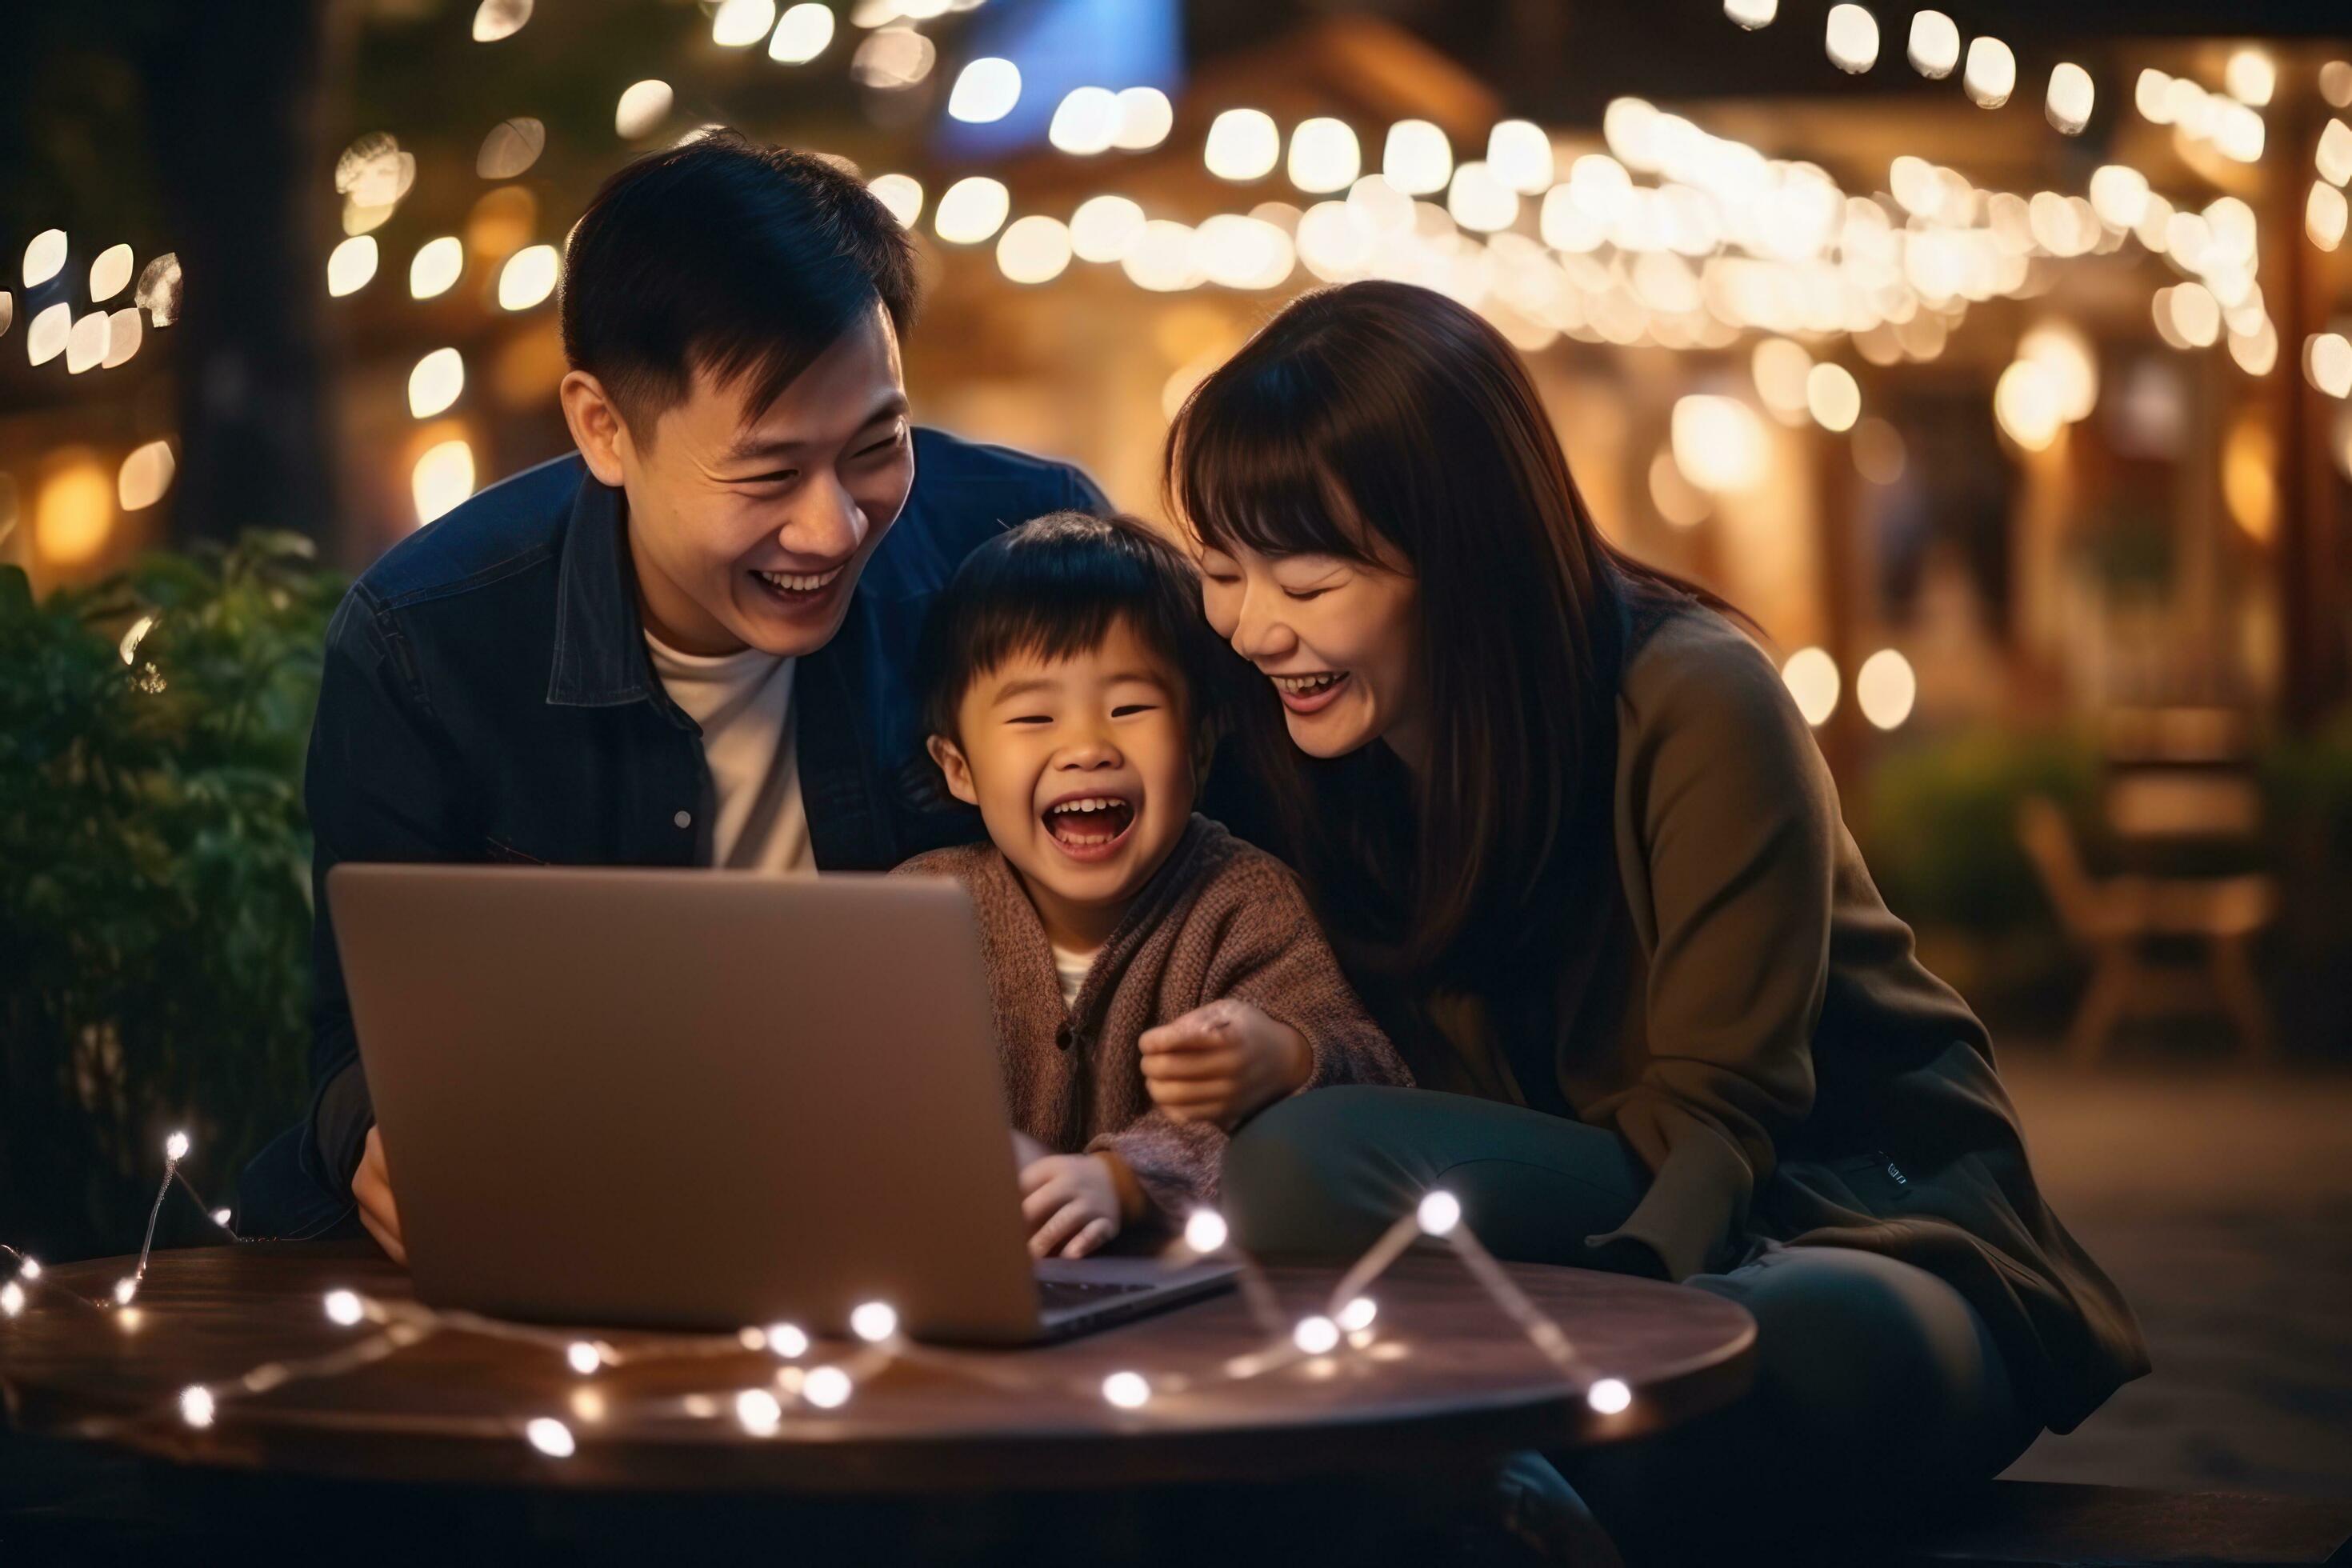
[1578, 617, 1832, 1281]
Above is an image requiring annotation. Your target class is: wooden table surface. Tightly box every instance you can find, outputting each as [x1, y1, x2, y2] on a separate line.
[0, 1242, 1754, 1495]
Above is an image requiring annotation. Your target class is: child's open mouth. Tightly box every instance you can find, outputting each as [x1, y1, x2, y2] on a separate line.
[1040, 794, 1137, 862]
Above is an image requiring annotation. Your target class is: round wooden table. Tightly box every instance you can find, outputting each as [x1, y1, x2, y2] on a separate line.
[1, 1242, 1753, 1497]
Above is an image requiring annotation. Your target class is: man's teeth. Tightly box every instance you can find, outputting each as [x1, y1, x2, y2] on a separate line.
[1274, 673, 1343, 694]
[755, 565, 845, 593]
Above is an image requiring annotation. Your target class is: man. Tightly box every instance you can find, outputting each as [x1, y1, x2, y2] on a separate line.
[236, 132, 1105, 1249]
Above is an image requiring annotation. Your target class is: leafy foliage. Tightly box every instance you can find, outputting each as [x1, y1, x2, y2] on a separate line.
[1, 534, 342, 1261]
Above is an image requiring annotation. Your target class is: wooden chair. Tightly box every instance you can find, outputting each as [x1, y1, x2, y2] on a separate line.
[2017, 796, 2275, 1066]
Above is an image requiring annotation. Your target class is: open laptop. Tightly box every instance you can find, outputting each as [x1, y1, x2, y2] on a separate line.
[327, 863, 1237, 1344]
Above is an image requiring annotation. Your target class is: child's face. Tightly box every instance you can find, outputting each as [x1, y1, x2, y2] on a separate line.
[930, 618, 1198, 933]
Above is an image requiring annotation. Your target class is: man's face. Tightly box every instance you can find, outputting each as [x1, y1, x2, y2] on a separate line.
[930, 620, 1198, 946]
[617, 304, 914, 657]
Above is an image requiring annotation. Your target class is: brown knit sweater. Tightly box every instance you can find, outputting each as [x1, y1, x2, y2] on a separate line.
[891, 814, 1411, 1221]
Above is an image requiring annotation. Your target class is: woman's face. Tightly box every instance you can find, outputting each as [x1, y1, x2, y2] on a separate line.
[1196, 536, 1424, 762]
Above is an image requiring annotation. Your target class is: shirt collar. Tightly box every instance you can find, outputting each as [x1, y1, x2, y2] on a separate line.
[546, 470, 662, 709]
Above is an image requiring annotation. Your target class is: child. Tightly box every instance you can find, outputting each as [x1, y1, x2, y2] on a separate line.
[895, 512, 1410, 1260]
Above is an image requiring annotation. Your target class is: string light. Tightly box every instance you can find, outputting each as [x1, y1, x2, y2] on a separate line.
[735, 1388, 782, 1433]
[614, 80, 673, 139]
[710, 0, 776, 48]
[23, 229, 67, 290]
[1587, 1378, 1633, 1414]
[472, 0, 531, 42]
[180, 1386, 216, 1427]
[17, 1257, 39, 1281]
[1, 1282, 22, 1318]
[1964, 38, 2015, 109]
[770, 3, 835, 63]
[1050, 87, 1120, 155]
[1782, 649, 1841, 726]
[1111, 88, 1174, 152]
[1204, 110, 1279, 182]
[1906, 11, 1958, 78]
[326, 236, 378, 298]
[1824, 6, 1878, 74]
[409, 237, 465, 299]
[497, 245, 558, 310]
[1338, 1296, 1378, 1333]
[1723, 0, 1777, 29]
[525, 1416, 575, 1457]
[2318, 121, 2352, 188]
[2046, 63, 2095, 135]
[867, 174, 924, 229]
[1382, 120, 1452, 196]
[1486, 120, 1554, 195]
[947, 57, 1021, 124]
[408, 349, 465, 418]
[1070, 195, 1145, 262]
[566, 1341, 601, 1375]
[1293, 1314, 1341, 1354]
[1416, 1190, 1462, 1237]
[1287, 118, 1360, 196]
[934, 177, 1010, 244]
[765, 1322, 810, 1358]
[849, 1302, 898, 1342]
[325, 1290, 366, 1326]
[1102, 1370, 1150, 1409]
[802, 1366, 854, 1409]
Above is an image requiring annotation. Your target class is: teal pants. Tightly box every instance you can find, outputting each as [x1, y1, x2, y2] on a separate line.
[1222, 1087, 2042, 1556]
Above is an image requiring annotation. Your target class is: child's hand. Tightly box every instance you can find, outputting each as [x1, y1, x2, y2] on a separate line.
[1138, 998, 1313, 1130]
[1018, 1154, 1123, 1258]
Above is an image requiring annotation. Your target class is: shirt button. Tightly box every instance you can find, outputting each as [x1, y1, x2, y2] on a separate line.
[1054, 1024, 1074, 1050]
[673, 810, 693, 830]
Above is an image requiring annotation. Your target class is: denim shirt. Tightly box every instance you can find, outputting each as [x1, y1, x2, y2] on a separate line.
[236, 429, 1103, 1237]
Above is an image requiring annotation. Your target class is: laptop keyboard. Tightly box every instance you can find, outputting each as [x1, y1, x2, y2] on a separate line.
[1036, 1275, 1156, 1313]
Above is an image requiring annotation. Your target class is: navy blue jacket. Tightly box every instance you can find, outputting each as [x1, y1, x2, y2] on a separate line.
[237, 429, 1104, 1238]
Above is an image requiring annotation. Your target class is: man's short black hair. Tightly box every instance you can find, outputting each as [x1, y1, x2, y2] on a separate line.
[559, 130, 917, 433]
[916, 512, 1234, 758]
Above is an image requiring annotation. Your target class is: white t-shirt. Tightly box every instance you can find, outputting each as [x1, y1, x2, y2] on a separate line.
[644, 630, 814, 876]
[1050, 943, 1094, 1009]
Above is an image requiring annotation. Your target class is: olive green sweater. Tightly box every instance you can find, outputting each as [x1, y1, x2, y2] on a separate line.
[1380, 602, 2149, 1433]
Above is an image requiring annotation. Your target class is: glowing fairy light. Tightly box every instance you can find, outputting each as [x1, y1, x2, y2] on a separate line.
[1, 1282, 22, 1317]
[614, 80, 673, 139]
[948, 56, 1021, 123]
[1382, 120, 1451, 196]
[17, 1258, 39, 1281]
[1287, 118, 1361, 195]
[710, 0, 776, 47]
[2325, 62, 2352, 110]
[2046, 63, 2095, 136]
[1670, 395, 1766, 494]
[850, 28, 935, 90]
[566, 1342, 600, 1375]
[2318, 120, 2352, 188]
[26, 301, 66, 365]
[1856, 650, 1918, 730]
[136, 253, 182, 327]
[524, 1417, 575, 1457]
[475, 118, 545, 180]
[1781, 648, 1840, 726]
[1293, 1315, 1341, 1355]
[89, 244, 134, 303]
[165, 1131, 190, 1163]
[1070, 194, 1146, 262]
[496, 245, 558, 311]
[1050, 87, 1120, 154]
[2311, 183, 2348, 251]
[62, 313, 109, 376]
[765, 1322, 810, 1358]
[2213, 102, 2264, 164]
[1121, 220, 1202, 291]
[116, 442, 171, 511]
[1906, 11, 1957, 78]
[1110, 87, 1173, 151]
[1751, 337, 1813, 423]
[408, 349, 465, 418]
[1184, 1209, 1230, 1254]
[176, 1385, 217, 1427]
[1586, 1378, 1633, 1414]
[113, 1277, 138, 1306]
[2162, 283, 2221, 350]
[934, 178, 1010, 245]
[1823, 6, 1878, 74]
[737, 1326, 768, 1351]
[210, 1208, 234, 1228]
[1486, 120, 1554, 195]
[1205, 110, 1279, 182]
[1194, 214, 1292, 290]
[472, 0, 532, 42]
[326, 236, 378, 298]
[769, 2, 834, 62]
[867, 174, 923, 229]
[849, 1302, 898, 1343]
[2306, 334, 2352, 398]
[1723, 0, 1776, 28]
[1338, 1297, 1378, 1333]
[996, 216, 1073, 285]
[2088, 165, 2149, 230]
[2225, 48, 2275, 108]
[735, 1388, 782, 1433]
[802, 1366, 853, 1408]
[22, 230, 66, 290]
[1446, 161, 1518, 233]
[409, 237, 464, 299]
[1806, 362, 1861, 432]
[1102, 1371, 1150, 1409]
[1963, 38, 2015, 109]
[1416, 1191, 1462, 1238]
[1994, 360, 2063, 450]
[324, 1290, 365, 1326]
[413, 440, 476, 526]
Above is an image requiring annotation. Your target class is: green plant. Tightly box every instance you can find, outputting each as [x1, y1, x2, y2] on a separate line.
[1, 533, 342, 1262]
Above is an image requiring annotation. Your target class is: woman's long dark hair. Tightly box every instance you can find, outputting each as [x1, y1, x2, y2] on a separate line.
[1166, 280, 1721, 982]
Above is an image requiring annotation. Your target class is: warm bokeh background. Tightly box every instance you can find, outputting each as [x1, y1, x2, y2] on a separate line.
[5, 0, 2350, 1498]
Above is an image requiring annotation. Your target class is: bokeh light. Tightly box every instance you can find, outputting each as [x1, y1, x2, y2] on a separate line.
[770, 3, 834, 62]
[496, 245, 559, 310]
[22, 230, 66, 290]
[710, 0, 776, 48]
[947, 57, 1022, 124]
[994, 215, 1072, 285]
[118, 442, 175, 511]
[1049, 87, 1119, 154]
[1671, 395, 1767, 494]
[1382, 120, 1452, 195]
[1855, 649, 1917, 730]
[867, 174, 923, 229]
[413, 439, 477, 526]
[409, 348, 466, 418]
[1286, 118, 1360, 195]
[1205, 110, 1279, 182]
[409, 237, 465, 299]
[614, 80, 673, 139]
[1782, 647, 1840, 726]
[934, 177, 1010, 244]
[1906, 10, 1957, 77]
[89, 245, 134, 303]
[1111, 87, 1174, 151]
[1823, 5, 1878, 74]
[1964, 38, 2015, 108]
[327, 235, 378, 298]
[1070, 194, 1146, 262]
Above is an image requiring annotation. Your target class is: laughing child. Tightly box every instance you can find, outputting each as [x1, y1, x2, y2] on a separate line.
[894, 512, 1410, 1259]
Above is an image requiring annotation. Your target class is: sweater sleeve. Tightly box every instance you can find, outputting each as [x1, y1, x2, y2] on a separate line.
[1202, 852, 1415, 1093]
[1578, 620, 1828, 1282]
[1088, 1114, 1227, 1223]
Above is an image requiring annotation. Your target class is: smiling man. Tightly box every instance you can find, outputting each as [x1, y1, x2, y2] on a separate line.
[237, 133, 1104, 1247]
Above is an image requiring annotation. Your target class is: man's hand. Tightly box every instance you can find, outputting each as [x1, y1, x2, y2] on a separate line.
[353, 1124, 407, 1266]
[1139, 998, 1313, 1129]
[1018, 1154, 1123, 1258]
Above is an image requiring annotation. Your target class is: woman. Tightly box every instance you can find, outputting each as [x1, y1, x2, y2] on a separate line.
[1166, 281, 2147, 1555]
